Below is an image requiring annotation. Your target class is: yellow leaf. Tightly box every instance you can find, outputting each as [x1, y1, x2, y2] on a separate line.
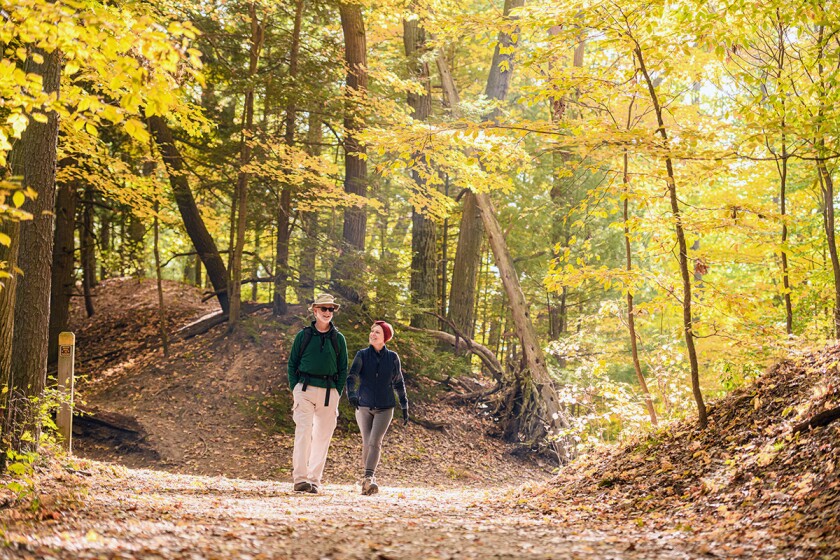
[0, 232, 10, 246]
[12, 191, 25, 208]
[124, 118, 150, 143]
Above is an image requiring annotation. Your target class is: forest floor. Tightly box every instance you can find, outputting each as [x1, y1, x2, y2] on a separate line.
[0, 279, 837, 559]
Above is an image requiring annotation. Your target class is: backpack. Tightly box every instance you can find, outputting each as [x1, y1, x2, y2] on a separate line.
[297, 325, 341, 405]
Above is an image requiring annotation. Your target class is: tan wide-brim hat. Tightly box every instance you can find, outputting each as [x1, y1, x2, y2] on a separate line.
[308, 293, 340, 311]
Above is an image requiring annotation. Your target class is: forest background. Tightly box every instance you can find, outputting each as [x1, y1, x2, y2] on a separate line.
[1, 0, 840, 462]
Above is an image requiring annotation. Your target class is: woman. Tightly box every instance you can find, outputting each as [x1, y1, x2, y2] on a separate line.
[345, 320, 409, 495]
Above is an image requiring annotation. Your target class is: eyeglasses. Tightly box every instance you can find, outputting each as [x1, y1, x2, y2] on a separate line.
[317, 307, 336, 313]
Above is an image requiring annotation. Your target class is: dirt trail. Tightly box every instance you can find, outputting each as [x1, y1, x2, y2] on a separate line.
[2, 465, 705, 560]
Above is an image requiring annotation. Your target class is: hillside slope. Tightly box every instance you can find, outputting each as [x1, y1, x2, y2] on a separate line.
[515, 345, 840, 558]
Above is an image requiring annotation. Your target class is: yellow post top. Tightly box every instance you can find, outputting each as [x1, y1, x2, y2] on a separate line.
[58, 332, 75, 346]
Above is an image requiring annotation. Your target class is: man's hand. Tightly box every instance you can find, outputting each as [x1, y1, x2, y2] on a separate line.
[402, 408, 409, 426]
[349, 395, 360, 409]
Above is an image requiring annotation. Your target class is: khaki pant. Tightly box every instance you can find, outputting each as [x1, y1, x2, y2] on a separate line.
[292, 383, 339, 487]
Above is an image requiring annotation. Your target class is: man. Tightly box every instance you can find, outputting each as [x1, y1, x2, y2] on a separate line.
[287, 293, 348, 494]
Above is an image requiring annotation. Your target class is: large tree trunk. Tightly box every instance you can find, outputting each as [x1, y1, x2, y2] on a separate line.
[332, 2, 368, 304]
[48, 179, 76, 364]
[3, 44, 62, 453]
[0, 220, 20, 426]
[448, 0, 523, 337]
[296, 112, 322, 305]
[229, 3, 262, 330]
[815, 23, 840, 337]
[634, 43, 707, 428]
[404, 14, 437, 329]
[148, 115, 230, 314]
[448, 194, 483, 338]
[273, 0, 303, 316]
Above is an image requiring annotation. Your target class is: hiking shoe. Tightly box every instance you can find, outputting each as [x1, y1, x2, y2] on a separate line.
[308, 484, 320, 494]
[293, 481, 312, 493]
[361, 477, 379, 496]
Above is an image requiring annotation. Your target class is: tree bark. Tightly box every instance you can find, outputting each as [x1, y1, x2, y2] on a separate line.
[332, 2, 368, 304]
[623, 151, 657, 426]
[148, 115, 229, 314]
[273, 0, 303, 316]
[448, 193, 483, 338]
[0, 220, 20, 424]
[4, 44, 62, 452]
[297, 112, 322, 305]
[81, 186, 96, 317]
[153, 202, 170, 356]
[634, 43, 707, 428]
[815, 23, 840, 338]
[448, 0, 523, 337]
[48, 179, 76, 364]
[773, 13, 793, 335]
[404, 14, 437, 329]
[230, 3, 262, 331]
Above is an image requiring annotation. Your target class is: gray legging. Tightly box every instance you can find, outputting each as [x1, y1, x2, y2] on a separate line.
[355, 407, 394, 474]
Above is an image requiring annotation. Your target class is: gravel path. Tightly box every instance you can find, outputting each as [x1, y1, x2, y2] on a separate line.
[2, 466, 707, 560]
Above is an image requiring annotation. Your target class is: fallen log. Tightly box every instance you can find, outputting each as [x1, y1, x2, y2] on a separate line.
[176, 302, 272, 339]
[74, 404, 145, 435]
[792, 405, 840, 434]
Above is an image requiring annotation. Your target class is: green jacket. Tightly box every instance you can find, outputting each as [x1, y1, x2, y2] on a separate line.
[287, 322, 348, 393]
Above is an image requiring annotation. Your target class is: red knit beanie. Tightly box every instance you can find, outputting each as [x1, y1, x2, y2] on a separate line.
[374, 320, 394, 343]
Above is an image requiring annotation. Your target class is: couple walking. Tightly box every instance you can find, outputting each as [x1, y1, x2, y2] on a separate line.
[287, 293, 408, 495]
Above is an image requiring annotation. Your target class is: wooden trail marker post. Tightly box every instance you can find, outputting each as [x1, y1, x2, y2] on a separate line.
[57, 331, 75, 453]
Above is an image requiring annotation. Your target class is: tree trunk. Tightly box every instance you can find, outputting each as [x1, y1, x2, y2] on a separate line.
[148, 115, 229, 314]
[623, 151, 657, 426]
[448, 194, 482, 338]
[448, 0, 523, 337]
[0, 220, 20, 428]
[547, 28, 584, 340]
[81, 186, 96, 317]
[332, 2, 368, 304]
[99, 208, 110, 280]
[127, 213, 145, 277]
[634, 43, 707, 428]
[48, 180, 76, 364]
[273, 0, 303, 316]
[4, 44, 62, 452]
[153, 202, 169, 356]
[230, 3, 262, 331]
[404, 14, 437, 329]
[439, 175, 450, 326]
[194, 253, 202, 286]
[815, 23, 840, 337]
[773, 14, 793, 335]
[297, 112, 322, 305]
[474, 192, 572, 461]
